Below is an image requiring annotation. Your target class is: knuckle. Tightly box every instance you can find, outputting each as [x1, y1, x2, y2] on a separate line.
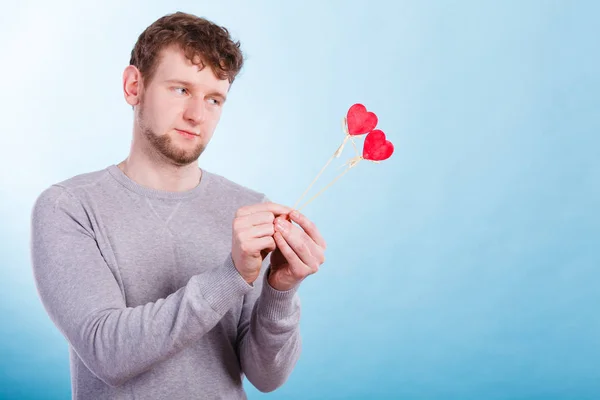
[239, 241, 251, 254]
[299, 241, 310, 254]
[234, 232, 243, 244]
[311, 260, 320, 270]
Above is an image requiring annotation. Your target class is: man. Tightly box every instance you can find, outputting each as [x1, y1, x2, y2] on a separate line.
[30, 11, 326, 399]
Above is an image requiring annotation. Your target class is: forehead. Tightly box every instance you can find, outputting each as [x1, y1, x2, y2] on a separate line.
[153, 45, 230, 91]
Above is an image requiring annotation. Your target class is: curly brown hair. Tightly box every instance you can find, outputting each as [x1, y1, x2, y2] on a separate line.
[130, 11, 244, 87]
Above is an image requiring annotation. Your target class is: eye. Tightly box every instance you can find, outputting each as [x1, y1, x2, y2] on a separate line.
[207, 98, 221, 106]
[173, 87, 188, 95]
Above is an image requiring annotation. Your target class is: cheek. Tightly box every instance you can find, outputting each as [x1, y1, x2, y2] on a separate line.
[207, 108, 222, 127]
[151, 101, 181, 131]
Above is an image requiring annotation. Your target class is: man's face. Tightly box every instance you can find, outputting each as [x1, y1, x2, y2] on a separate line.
[136, 46, 230, 165]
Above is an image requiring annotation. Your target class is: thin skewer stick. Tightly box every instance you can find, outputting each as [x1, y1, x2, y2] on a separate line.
[292, 154, 336, 209]
[297, 156, 363, 211]
[350, 136, 359, 157]
[297, 167, 352, 211]
[292, 117, 353, 209]
[335, 117, 360, 158]
[343, 117, 361, 158]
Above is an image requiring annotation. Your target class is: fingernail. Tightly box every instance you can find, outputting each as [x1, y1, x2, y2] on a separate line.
[290, 210, 299, 219]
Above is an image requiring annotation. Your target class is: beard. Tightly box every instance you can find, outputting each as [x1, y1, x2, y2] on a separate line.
[138, 102, 206, 166]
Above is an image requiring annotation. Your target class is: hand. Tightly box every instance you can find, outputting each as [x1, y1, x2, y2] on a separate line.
[269, 210, 327, 291]
[232, 202, 292, 284]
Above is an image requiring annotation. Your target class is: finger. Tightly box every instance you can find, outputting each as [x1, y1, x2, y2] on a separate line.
[240, 223, 275, 239]
[288, 210, 327, 249]
[275, 218, 320, 269]
[251, 223, 276, 238]
[244, 236, 276, 254]
[234, 211, 276, 230]
[236, 202, 292, 218]
[262, 236, 277, 253]
[273, 231, 303, 266]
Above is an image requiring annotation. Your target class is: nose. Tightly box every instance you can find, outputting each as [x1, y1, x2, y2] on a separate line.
[183, 97, 205, 125]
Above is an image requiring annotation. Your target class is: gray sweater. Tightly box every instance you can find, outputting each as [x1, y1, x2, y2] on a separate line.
[30, 164, 301, 399]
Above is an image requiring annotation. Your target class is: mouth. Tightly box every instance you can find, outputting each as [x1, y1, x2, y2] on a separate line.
[175, 129, 200, 139]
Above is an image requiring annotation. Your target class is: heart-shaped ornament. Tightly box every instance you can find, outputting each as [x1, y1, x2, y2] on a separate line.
[346, 103, 378, 135]
[363, 130, 394, 161]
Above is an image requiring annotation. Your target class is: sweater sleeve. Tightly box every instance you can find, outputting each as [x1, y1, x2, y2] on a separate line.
[30, 186, 253, 388]
[237, 266, 302, 392]
[236, 198, 302, 393]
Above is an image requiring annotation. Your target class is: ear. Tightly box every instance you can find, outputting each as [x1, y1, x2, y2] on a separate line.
[123, 65, 142, 107]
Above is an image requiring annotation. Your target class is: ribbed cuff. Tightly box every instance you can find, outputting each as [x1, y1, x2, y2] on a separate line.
[196, 254, 254, 316]
[258, 267, 300, 320]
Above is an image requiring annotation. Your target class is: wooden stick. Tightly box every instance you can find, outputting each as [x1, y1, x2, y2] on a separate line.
[297, 157, 363, 211]
[342, 117, 360, 157]
[292, 153, 336, 209]
[350, 136, 359, 157]
[292, 118, 352, 209]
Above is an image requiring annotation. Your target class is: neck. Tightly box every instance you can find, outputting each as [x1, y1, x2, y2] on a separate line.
[118, 135, 202, 193]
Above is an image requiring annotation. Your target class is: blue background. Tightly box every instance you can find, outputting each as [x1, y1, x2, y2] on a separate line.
[1, 1, 598, 399]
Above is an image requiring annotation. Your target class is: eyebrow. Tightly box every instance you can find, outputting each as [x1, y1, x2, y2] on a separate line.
[165, 79, 227, 102]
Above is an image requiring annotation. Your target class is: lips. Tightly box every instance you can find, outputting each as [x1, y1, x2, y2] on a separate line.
[175, 129, 200, 138]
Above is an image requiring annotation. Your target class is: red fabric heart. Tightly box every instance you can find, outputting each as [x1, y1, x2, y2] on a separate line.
[347, 103, 378, 135]
[363, 130, 394, 161]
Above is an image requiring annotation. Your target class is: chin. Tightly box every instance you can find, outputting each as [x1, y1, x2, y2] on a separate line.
[170, 146, 205, 164]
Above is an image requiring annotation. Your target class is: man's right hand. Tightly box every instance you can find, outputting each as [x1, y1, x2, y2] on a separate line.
[232, 202, 292, 284]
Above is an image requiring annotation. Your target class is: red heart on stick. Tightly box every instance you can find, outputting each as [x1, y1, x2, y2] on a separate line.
[363, 130, 394, 161]
[347, 103, 378, 135]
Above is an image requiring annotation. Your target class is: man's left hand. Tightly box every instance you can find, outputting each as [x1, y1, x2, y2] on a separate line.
[268, 210, 327, 291]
